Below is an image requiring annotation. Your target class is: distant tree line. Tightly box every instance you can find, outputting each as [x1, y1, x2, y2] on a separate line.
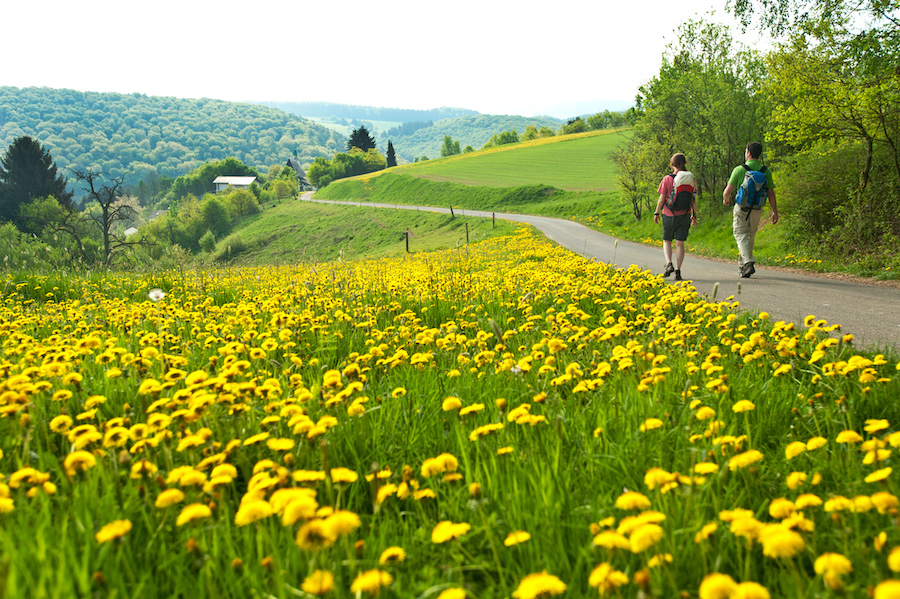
[0, 87, 345, 198]
[387, 121, 434, 137]
[260, 102, 478, 123]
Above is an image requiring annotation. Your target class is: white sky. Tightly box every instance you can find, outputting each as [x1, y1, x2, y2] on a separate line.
[5, 0, 762, 119]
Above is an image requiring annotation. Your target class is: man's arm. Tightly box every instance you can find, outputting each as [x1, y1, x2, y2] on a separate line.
[723, 184, 736, 207]
[653, 193, 665, 224]
[768, 189, 779, 224]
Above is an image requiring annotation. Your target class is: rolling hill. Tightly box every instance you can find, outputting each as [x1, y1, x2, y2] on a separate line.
[0, 87, 346, 192]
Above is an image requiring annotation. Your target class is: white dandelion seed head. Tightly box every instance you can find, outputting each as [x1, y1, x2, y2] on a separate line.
[148, 288, 166, 302]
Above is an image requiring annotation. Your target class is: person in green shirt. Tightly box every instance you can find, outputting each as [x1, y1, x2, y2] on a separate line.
[722, 141, 779, 278]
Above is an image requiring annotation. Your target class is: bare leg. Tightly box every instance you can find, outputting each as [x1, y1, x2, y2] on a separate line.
[663, 240, 673, 265]
[675, 240, 686, 269]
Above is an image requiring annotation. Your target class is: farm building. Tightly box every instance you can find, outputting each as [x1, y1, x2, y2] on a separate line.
[213, 176, 258, 193]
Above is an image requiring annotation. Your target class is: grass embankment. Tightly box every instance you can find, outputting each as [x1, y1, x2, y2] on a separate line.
[318, 131, 884, 278]
[206, 200, 518, 266]
[1, 228, 899, 598]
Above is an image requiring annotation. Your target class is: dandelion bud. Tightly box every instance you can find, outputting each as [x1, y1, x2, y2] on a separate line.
[18, 414, 31, 428]
[261, 556, 275, 570]
[186, 537, 200, 554]
[230, 558, 243, 572]
[284, 453, 295, 467]
[92, 571, 106, 586]
[355, 540, 365, 557]
[118, 450, 132, 466]
[469, 482, 482, 499]
[495, 398, 507, 410]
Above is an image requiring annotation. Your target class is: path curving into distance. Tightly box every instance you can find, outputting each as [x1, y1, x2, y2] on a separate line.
[299, 193, 900, 351]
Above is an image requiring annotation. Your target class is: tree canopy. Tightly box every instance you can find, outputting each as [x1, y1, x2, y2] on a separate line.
[347, 126, 377, 152]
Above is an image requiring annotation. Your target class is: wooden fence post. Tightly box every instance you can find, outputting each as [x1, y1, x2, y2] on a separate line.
[466, 223, 469, 244]
[405, 231, 409, 253]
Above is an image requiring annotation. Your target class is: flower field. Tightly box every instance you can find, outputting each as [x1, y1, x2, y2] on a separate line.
[1, 226, 899, 599]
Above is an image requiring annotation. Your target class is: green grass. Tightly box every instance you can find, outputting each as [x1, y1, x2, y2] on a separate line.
[206, 200, 518, 266]
[393, 130, 627, 192]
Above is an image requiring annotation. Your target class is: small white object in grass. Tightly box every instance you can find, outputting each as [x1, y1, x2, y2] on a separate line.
[148, 288, 166, 302]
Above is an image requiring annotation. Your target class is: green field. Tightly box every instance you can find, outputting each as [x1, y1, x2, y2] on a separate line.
[392, 130, 626, 192]
[206, 200, 517, 266]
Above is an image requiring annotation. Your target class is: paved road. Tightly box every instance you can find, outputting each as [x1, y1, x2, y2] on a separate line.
[300, 194, 900, 351]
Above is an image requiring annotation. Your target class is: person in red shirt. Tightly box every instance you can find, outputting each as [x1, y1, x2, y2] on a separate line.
[653, 153, 698, 281]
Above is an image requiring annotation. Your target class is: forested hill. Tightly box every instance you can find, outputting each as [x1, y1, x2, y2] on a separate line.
[0, 87, 346, 189]
[257, 102, 479, 123]
[386, 114, 563, 161]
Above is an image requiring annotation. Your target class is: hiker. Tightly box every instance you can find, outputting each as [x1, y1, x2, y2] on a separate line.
[722, 142, 779, 278]
[654, 153, 698, 281]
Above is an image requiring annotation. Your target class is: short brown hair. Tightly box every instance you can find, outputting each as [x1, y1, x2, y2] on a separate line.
[746, 142, 762, 159]
[670, 153, 687, 169]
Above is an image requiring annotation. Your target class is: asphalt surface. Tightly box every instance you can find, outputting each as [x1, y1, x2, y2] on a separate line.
[300, 194, 900, 352]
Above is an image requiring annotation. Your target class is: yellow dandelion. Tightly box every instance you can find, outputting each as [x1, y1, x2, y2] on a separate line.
[699, 573, 737, 599]
[95, 519, 132, 544]
[512, 571, 566, 599]
[732, 400, 755, 412]
[176, 503, 212, 526]
[432, 520, 471, 543]
[350, 569, 394, 595]
[640, 418, 664, 432]
[378, 546, 407, 564]
[296, 519, 337, 552]
[301, 570, 334, 596]
[615, 491, 651, 511]
[63, 450, 96, 478]
[728, 449, 763, 471]
[504, 531, 531, 546]
[866, 467, 892, 483]
[234, 499, 274, 526]
[154, 488, 185, 508]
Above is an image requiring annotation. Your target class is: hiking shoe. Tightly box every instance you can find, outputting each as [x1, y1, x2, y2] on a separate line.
[741, 262, 755, 278]
[674, 270, 683, 281]
[663, 263, 675, 277]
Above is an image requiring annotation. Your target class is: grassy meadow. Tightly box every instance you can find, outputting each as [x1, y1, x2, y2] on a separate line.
[1, 225, 900, 598]
[205, 202, 517, 266]
[393, 131, 625, 192]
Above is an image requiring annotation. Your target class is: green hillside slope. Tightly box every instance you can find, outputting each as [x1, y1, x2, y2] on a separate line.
[0, 87, 346, 190]
[395, 129, 625, 191]
[386, 114, 563, 162]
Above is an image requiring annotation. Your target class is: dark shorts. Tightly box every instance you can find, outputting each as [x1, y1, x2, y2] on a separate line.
[662, 214, 691, 241]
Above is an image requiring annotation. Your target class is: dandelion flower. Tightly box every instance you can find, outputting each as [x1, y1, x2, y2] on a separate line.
[378, 546, 406, 564]
[733, 581, 771, 599]
[325, 510, 361, 536]
[329, 467, 359, 484]
[154, 488, 185, 508]
[785, 442, 807, 459]
[63, 450, 96, 478]
[504, 531, 531, 546]
[437, 589, 467, 599]
[836, 430, 863, 444]
[615, 491, 651, 511]
[732, 400, 755, 412]
[875, 580, 900, 599]
[694, 522, 718, 543]
[889, 547, 900, 572]
[760, 525, 805, 559]
[432, 521, 471, 543]
[694, 462, 719, 475]
[865, 419, 890, 433]
[699, 573, 737, 599]
[815, 552, 853, 577]
[95, 519, 132, 544]
[640, 418, 664, 432]
[350, 569, 393, 595]
[629, 523, 664, 553]
[512, 571, 566, 599]
[442, 396, 462, 411]
[866, 467, 893, 483]
[588, 562, 629, 593]
[176, 503, 212, 526]
[728, 449, 763, 471]
[0, 498, 13, 513]
[301, 570, 334, 596]
[296, 519, 337, 551]
[593, 530, 631, 550]
[234, 500, 274, 526]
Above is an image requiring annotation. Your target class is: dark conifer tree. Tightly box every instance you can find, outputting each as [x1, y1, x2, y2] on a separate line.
[386, 141, 397, 167]
[347, 126, 376, 152]
[0, 136, 74, 229]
